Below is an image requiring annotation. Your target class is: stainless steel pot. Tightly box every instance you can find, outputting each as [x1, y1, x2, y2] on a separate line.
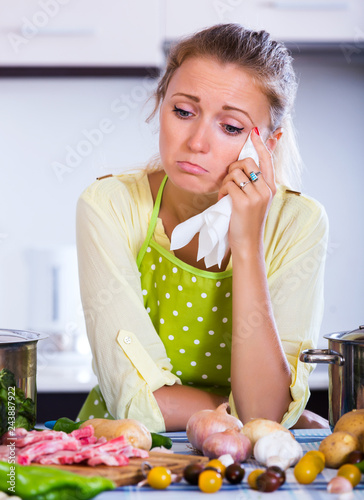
[0, 329, 48, 409]
[300, 325, 364, 428]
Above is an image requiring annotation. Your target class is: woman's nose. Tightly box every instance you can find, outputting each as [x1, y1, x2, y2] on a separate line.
[187, 122, 210, 154]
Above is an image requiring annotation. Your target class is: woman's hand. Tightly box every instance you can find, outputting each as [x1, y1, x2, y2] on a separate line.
[218, 128, 277, 254]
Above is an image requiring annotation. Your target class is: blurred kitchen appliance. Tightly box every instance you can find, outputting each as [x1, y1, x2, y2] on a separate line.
[25, 245, 82, 352]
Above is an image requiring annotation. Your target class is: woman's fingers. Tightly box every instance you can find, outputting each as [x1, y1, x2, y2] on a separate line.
[218, 163, 253, 199]
[218, 157, 267, 200]
[218, 127, 278, 201]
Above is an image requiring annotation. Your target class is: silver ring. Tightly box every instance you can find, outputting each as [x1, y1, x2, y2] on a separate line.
[240, 180, 251, 190]
[249, 171, 262, 182]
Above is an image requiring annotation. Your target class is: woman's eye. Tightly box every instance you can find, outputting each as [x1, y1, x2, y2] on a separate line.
[223, 124, 244, 136]
[173, 106, 193, 119]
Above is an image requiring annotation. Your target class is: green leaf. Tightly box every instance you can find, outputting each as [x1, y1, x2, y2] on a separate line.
[0, 369, 16, 389]
[53, 417, 86, 434]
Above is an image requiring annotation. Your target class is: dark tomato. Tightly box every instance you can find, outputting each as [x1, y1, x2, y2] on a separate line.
[346, 451, 364, 465]
[266, 466, 286, 485]
[204, 466, 220, 473]
[183, 463, 205, 485]
[225, 463, 245, 484]
[256, 471, 281, 492]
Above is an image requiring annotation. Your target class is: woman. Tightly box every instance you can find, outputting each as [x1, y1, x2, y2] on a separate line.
[76, 24, 329, 431]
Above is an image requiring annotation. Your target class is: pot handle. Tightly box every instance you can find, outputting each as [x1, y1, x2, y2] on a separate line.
[299, 349, 345, 366]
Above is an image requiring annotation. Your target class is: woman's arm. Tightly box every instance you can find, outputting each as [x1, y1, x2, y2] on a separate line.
[227, 196, 329, 428]
[230, 246, 292, 423]
[219, 129, 328, 425]
[218, 130, 291, 423]
[153, 385, 228, 431]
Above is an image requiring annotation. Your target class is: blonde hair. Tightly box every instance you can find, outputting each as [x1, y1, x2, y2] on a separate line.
[147, 24, 303, 188]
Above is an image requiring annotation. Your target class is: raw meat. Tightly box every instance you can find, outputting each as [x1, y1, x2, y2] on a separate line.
[7, 427, 149, 467]
[2, 428, 69, 448]
[17, 437, 80, 465]
[87, 454, 130, 466]
[37, 450, 79, 465]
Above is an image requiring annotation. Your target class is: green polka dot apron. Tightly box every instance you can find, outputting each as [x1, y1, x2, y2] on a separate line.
[77, 175, 233, 421]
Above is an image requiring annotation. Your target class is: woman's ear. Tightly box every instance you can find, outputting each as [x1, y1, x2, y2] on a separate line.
[265, 127, 283, 154]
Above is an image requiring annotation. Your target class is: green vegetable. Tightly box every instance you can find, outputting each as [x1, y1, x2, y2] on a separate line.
[53, 417, 86, 433]
[151, 432, 173, 449]
[0, 368, 35, 437]
[0, 461, 115, 500]
[356, 459, 364, 473]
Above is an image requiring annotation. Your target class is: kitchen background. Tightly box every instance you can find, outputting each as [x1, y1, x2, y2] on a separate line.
[0, 0, 363, 420]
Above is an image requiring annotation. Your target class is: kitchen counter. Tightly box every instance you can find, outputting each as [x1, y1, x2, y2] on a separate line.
[37, 352, 329, 392]
[93, 430, 364, 499]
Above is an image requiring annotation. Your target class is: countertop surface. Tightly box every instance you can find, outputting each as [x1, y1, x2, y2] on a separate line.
[37, 351, 329, 392]
[92, 430, 364, 499]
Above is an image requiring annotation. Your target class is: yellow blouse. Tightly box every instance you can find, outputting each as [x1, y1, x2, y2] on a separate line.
[76, 168, 329, 432]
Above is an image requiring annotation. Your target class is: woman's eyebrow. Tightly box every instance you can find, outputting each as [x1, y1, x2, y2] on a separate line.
[222, 105, 253, 125]
[172, 92, 200, 102]
[171, 93, 254, 125]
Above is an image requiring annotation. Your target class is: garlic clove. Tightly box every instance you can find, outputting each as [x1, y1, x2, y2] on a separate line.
[327, 476, 353, 495]
[218, 454, 235, 468]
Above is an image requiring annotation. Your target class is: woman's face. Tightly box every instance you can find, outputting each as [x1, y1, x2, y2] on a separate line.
[159, 56, 273, 194]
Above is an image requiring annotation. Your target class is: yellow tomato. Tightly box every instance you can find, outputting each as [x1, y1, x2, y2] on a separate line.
[147, 466, 172, 489]
[198, 470, 223, 493]
[206, 459, 226, 477]
[294, 460, 318, 484]
[337, 464, 362, 488]
[301, 450, 325, 473]
[248, 469, 265, 490]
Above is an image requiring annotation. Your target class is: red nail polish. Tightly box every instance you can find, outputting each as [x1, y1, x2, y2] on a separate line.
[253, 127, 260, 136]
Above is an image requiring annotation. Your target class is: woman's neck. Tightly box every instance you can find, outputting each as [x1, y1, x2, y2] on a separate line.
[148, 170, 231, 272]
[153, 171, 219, 224]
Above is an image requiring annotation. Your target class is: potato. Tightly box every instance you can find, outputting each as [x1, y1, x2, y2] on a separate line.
[334, 409, 364, 451]
[80, 418, 152, 450]
[240, 418, 292, 448]
[318, 431, 360, 468]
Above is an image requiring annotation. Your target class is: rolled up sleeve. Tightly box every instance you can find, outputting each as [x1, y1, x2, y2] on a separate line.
[76, 177, 180, 432]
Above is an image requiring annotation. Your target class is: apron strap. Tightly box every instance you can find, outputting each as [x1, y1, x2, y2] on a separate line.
[137, 174, 168, 268]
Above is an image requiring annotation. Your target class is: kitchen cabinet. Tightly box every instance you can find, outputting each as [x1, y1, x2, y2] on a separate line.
[163, 0, 364, 43]
[0, 0, 162, 75]
[1, 0, 363, 76]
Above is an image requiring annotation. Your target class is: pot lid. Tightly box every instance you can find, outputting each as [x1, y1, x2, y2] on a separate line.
[324, 325, 364, 343]
[0, 329, 48, 344]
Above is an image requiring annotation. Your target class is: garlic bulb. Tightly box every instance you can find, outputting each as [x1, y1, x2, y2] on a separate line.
[202, 428, 252, 462]
[254, 430, 303, 470]
[186, 403, 243, 451]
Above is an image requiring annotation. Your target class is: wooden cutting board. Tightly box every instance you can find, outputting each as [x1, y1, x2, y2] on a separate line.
[35, 451, 208, 487]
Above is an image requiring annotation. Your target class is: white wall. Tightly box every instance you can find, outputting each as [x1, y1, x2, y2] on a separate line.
[293, 54, 364, 341]
[0, 53, 363, 347]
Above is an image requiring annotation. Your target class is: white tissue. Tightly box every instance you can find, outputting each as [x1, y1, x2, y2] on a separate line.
[170, 133, 259, 268]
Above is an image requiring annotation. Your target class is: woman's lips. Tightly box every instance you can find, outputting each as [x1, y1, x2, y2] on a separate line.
[177, 161, 208, 175]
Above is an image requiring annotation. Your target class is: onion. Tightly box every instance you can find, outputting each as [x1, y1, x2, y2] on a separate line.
[202, 429, 252, 462]
[186, 403, 243, 451]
